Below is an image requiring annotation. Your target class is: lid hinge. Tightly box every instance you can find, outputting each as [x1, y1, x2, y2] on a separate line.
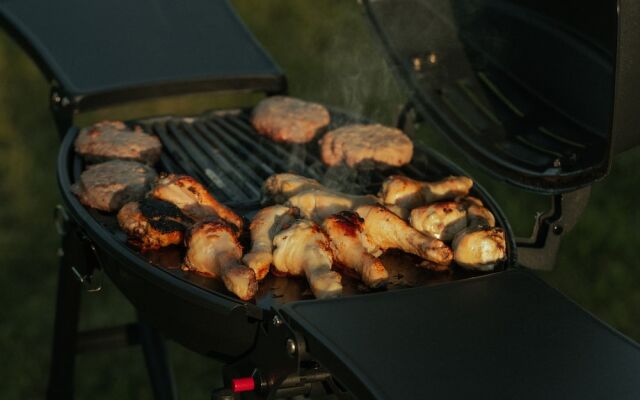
[516, 187, 591, 271]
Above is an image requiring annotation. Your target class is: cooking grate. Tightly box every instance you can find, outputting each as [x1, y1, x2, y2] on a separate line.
[138, 109, 441, 208]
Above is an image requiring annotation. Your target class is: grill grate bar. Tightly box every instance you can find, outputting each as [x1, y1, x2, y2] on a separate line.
[210, 118, 321, 180]
[189, 121, 268, 189]
[165, 121, 250, 201]
[146, 110, 447, 205]
[151, 121, 228, 200]
[194, 120, 276, 178]
[235, 115, 328, 170]
[178, 122, 262, 197]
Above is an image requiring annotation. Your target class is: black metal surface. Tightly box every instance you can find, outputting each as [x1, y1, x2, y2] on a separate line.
[139, 318, 177, 400]
[360, 0, 639, 193]
[0, 0, 285, 112]
[282, 269, 640, 400]
[57, 107, 515, 358]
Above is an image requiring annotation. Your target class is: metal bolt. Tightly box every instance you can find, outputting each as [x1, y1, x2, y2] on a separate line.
[427, 52, 437, 65]
[272, 315, 283, 327]
[51, 92, 61, 104]
[286, 338, 297, 357]
[412, 57, 422, 72]
[552, 225, 563, 235]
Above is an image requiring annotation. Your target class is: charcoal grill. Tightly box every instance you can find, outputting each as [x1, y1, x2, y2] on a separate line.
[2, 0, 640, 399]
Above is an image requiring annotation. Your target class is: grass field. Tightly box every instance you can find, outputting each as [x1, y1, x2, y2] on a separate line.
[0, 1, 638, 398]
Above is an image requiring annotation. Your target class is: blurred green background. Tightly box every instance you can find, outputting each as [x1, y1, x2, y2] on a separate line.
[1, 1, 638, 398]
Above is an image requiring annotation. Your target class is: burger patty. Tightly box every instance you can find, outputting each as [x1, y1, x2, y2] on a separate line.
[250, 96, 330, 143]
[71, 160, 157, 212]
[74, 120, 162, 165]
[319, 124, 413, 168]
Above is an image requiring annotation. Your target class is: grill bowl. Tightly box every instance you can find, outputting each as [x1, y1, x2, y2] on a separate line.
[57, 107, 515, 358]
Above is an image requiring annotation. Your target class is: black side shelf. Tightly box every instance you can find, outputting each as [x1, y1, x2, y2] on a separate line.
[281, 270, 640, 400]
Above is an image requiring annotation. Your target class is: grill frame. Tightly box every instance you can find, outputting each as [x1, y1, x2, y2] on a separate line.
[57, 106, 516, 358]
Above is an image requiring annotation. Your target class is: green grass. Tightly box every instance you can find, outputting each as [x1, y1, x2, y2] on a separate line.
[0, 1, 638, 398]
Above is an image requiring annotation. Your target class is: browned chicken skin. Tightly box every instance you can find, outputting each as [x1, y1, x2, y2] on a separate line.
[262, 173, 325, 203]
[151, 174, 243, 232]
[117, 199, 191, 250]
[379, 175, 474, 211]
[272, 220, 342, 299]
[242, 205, 297, 280]
[452, 227, 506, 271]
[184, 221, 257, 301]
[410, 201, 468, 241]
[322, 211, 389, 287]
[458, 197, 496, 228]
[356, 205, 453, 265]
[286, 189, 378, 223]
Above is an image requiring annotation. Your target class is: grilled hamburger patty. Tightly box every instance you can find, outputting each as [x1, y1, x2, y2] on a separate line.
[71, 160, 157, 212]
[319, 124, 413, 168]
[251, 96, 330, 143]
[74, 120, 162, 165]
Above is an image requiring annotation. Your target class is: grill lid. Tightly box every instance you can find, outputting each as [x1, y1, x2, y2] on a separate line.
[362, 0, 640, 193]
[0, 0, 285, 111]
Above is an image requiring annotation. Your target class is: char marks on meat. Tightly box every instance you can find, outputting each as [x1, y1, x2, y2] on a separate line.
[117, 198, 191, 250]
[322, 211, 388, 287]
[151, 174, 243, 232]
[320, 124, 413, 168]
[74, 120, 162, 165]
[71, 160, 157, 212]
[185, 221, 257, 301]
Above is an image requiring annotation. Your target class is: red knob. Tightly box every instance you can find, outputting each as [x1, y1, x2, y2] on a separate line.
[231, 377, 255, 393]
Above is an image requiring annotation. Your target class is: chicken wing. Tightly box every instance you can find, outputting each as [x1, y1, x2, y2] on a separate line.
[379, 175, 474, 210]
[272, 220, 342, 299]
[322, 211, 389, 287]
[410, 201, 468, 241]
[287, 189, 378, 223]
[356, 205, 453, 265]
[263, 173, 325, 203]
[452, 227, 506, 271]
[117, 199, 191, 250]
[151, 174, 243, 231]
[242, 205, 298, 280]
[184, 221, 257, 300]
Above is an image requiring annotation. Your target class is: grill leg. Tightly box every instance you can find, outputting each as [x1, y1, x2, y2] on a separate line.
[46, 260, 82, 400]
[139, 318, 177, 400]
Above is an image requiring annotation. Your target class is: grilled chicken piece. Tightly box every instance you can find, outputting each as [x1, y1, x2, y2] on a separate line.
[251, 96, 330, 144]
[117, 199, 191, 250]
[452, 227, 506, 271]
[71, 160, 157, 212]
[287, 189, 378, 223]
[379, 175, 474, 210]
[272, 220, 342, 299]
[184, 221, 257, 300]
[385, 204, 410, 220]
[320, 124, 413, 168]
[410, 201, 468, 241]
[263, 173, 325, 203]
[322, 211, 388, 287]
[74, 120, 162, 165]
[151, 174, 243, 231]
[460, 199, 496, 229]
[356, 205, 453, 265]
[242, 205, 298, 280]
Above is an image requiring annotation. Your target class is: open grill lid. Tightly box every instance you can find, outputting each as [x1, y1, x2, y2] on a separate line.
[0, 0, 285, 111]
[362, 0, 640, 193]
